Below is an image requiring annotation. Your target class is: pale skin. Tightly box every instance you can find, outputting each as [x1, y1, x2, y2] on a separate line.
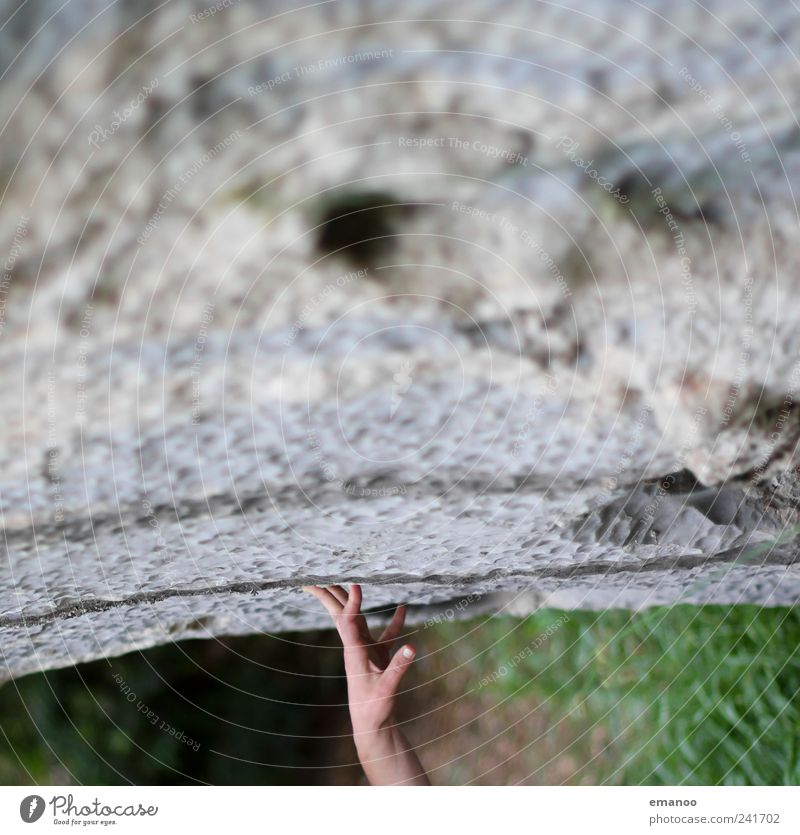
[303, 584, 430, 786]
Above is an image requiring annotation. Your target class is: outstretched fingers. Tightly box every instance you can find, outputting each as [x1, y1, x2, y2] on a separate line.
[343, 583, 362, 614]
[379, 604, 407, 647]
[302, 586, 343, 619]
[303, 584, 371, 673]
[338, 583, 370, 647]
[326, 585, 349, 606]
[379, 644, 416, 698]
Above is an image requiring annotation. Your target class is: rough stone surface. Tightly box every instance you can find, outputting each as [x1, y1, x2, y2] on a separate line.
[2, 0, 800, 683]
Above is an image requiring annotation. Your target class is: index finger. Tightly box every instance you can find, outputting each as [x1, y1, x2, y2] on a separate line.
[304, 586, 369, 667]
[302, 586, 344, 620]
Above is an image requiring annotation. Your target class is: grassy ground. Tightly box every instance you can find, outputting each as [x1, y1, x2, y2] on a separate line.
[1, 604, 798, 784]
[419, 605, 800, 784]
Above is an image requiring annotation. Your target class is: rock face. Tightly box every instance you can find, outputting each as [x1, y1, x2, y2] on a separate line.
[1, 0, 800, 683]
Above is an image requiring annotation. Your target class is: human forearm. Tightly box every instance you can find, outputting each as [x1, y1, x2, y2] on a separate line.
[354, 724, 430, 786]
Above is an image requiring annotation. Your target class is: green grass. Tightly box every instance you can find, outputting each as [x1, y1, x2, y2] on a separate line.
[436, 605, 800, 784]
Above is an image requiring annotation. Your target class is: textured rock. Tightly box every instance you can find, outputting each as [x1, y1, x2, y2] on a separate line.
[2, 0, 800, 682]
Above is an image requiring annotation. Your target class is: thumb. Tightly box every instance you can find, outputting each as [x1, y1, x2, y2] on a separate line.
[379, 644, 416, 697]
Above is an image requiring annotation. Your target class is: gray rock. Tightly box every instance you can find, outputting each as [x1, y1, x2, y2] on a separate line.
[2, 0, 800, 683]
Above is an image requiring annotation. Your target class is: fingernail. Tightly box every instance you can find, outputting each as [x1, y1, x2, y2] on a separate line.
[402, 646, 414, 659]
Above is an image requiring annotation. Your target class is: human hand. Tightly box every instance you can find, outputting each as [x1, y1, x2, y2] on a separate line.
[303, 584, 429, 785]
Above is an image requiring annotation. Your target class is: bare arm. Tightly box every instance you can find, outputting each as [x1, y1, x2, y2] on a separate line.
[303, 584, 430, 786]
